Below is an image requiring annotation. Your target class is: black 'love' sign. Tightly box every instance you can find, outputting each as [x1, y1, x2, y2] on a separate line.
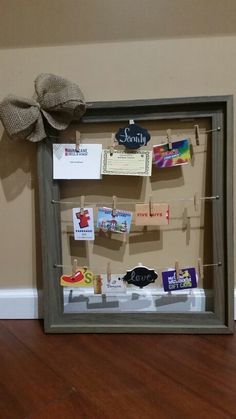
[115, 123, 151, 149]
[123, 265, 158, 288]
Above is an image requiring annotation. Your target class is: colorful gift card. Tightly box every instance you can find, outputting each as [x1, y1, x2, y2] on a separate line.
[97, 207, 132, 234]
[72, 208, 95, 240]
[135, 203, 169, 225]
[115, 123, 151, 149]
[102, 275, 127, 294]
[123, 265, 158, 288]
[53, 143, 102, 179]
[162, 267, 197, 291]
[153, 139, 190, 168]
[101, 150, 152, 176]
[60, 267, 93, 287]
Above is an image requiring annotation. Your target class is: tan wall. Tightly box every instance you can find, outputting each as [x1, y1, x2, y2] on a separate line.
[0, 1, 236, 288]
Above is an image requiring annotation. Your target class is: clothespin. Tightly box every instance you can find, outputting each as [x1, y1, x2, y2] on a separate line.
[75, 131, 80, 151]
[112, 195, 117, 217]
[109, 133, 116, 156]
[175, 260, 180, 280]
[194, 192, 199, 212]
[149, 195, 153, 217]
[167, 129, 172, 150]
[198, 258, 204, 280]
[194, 125, 200, 146]
[107, 262, 111, 283]
[80, 195, 85, 215]
[72, 258, 78, 276]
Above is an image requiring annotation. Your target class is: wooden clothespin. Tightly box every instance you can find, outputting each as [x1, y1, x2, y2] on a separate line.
[175, 260, 180, 280]
[80, 195, 85, 215]
[167, 129, 172, 150]
[194, 192, 199, 212]
[107, 262, 111, 283]
[198, 258, 204, 280]
[112, 195, 117, 217]
[76, 131, 80, 151]
[194, 125, 200, 146]
[109, 133, 116, 156]
[72, 258, 78, 276]
[149, 195, 153, 217]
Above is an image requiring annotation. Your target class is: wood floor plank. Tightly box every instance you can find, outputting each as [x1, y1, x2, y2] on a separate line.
[2, 320, 235, 419]
[0, 321, 74, 419]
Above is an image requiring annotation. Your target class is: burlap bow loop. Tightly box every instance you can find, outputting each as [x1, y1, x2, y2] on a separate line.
[0, 73, 86, 142]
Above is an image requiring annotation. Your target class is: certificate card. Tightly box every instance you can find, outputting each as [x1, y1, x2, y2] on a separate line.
[101, 150, 152, 176]
[53, 144, 102, 179]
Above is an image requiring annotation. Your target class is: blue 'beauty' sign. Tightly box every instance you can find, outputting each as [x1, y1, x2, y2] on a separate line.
[115, 123, 151, 149]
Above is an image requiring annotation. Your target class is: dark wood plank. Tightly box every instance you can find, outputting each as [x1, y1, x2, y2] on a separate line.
[2, 320, 235, 419]
[0, 321, 73, 419]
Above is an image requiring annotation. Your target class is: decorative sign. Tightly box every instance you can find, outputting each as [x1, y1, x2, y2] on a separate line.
[53, 143, 102, 179]
[162, 267, 197, 291]
[102, 275, 127, 294]
[60, 267, 93, 287]
[135, 203, 169, 226]
[72, 208, 95, 240]
[101, 150, 152, 176]
[115, 123, 151, 149]
[123, 265, 158, 288]
[153, 139, 190, 168]
[97, 207, 132, 234]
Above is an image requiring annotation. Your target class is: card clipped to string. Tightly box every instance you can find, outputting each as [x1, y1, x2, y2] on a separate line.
[153, 139, 190, 169]
[101, 149, 152, 176]
[97, 207, 132, 234]
[135, 203, 169, 226]
[72, 208, 95, 240]
[53, 143, 102, 179]
[162, 267, 197, 292]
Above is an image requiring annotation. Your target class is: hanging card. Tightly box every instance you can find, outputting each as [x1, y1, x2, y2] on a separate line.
[162, 267, 197, 291]
[53, 143, 102, 179]
[115, 123, 151, 149]
[72, 208, 95, 240]
[102, 275, 127, 294]
[101, 150, 152, 176]
[97, 207, 132, 234]
[123, 265, 158, 288]
[153, 139, 190, 168]
[60, 267, 93, 287]
[135, 203, 169, 225]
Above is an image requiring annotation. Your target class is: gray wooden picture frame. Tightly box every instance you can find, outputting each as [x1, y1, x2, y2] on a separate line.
[37, 96, 234, 333]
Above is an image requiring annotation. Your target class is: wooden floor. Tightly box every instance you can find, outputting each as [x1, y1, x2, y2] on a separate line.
[0, 320, 235, 419]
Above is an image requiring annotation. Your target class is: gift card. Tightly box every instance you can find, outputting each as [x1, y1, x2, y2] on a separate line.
[60, 267, 93, 287]
[101, 150, 152, 176]
[97, 207, 132, 234]
[135, 203, 169, 225]
[72, 208, 95, 240]
[102, 275, 127, 294]
[162, 267, 197, 291]
[153, 139, 190, 168]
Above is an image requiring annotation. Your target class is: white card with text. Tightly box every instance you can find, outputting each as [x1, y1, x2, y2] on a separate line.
[53, 144, 102, 179]
[72, 208, 95, 240]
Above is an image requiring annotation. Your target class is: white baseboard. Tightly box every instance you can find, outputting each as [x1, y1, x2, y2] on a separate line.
[0, 288, 235, 319]
[0, 288, 43, 319]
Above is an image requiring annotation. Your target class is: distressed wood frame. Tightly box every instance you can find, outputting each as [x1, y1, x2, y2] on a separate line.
[37, 96, 234, 333]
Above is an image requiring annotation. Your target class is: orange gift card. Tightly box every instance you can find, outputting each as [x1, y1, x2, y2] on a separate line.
[135, 203, 169, 226]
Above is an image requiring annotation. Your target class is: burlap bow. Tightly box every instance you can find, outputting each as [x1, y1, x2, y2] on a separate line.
[0, 73, 86, 142]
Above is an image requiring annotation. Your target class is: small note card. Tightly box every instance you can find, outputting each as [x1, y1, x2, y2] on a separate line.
[102, 275, 127, 294]
[72, 208, 95, 240]
[135, 203, 169, 225]
[101, 150, 152, 176]
[97, 207, 132, 234]
[162, 267, 197, 292]
[153, 139, 190, 168]
[53, 143, 102, 179]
